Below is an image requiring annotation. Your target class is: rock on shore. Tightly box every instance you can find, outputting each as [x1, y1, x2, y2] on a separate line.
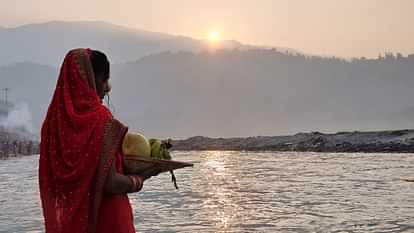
[171, 130, 414, 153]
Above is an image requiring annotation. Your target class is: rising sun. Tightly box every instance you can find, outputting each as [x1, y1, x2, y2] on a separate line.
[207, 31, 221, 43]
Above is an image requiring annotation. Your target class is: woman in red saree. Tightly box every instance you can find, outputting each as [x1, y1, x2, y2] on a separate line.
[39, 48, 155, 233]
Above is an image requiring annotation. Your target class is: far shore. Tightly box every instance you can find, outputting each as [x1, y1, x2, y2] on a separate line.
[171, 129, 414, 153]
[2, 129, 414, 159]
[0, 128, 40, 159]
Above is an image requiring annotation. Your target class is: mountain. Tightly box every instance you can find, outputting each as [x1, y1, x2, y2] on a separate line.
[0, 21, 274, 66]
[108, 50, 414, 138]
[2, 49, 414, 138]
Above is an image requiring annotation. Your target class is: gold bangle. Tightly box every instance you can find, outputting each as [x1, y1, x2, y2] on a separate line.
[128, 176, 143, 193]
[128, 176, 138, 192]
[136, 176, 143, 191]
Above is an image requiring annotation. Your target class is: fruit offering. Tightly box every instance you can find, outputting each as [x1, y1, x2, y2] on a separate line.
[122, 133, 179, 189]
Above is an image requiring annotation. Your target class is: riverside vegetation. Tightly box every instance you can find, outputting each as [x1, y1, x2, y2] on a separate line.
[0, 127, 39, 158]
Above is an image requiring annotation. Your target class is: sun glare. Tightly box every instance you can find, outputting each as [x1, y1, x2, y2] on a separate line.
[207, 31, 220, 44]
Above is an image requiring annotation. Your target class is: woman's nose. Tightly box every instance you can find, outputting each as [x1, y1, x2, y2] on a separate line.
[105, 83, 112, 93]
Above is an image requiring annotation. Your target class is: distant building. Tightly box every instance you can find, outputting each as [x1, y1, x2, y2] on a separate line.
[0, 102, 13, 117]
[0, 88, 13, 117]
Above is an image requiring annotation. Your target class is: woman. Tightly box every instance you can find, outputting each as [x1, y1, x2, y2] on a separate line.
[39, 48, 157, 233]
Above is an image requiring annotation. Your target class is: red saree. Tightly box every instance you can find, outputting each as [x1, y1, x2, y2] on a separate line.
[39, 49, 135, 233]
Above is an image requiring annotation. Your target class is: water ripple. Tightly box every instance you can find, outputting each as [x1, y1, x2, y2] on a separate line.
[0, 152, 413, 232]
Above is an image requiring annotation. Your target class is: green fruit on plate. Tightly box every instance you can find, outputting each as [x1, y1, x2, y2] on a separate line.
[160, 146, 172, 160]
[149, 138, 162, 159]
[126, 136, 179, 189]
[122, 132, 151, 157]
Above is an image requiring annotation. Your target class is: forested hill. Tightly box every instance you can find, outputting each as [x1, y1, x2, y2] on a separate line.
[1, 49, 414, 138]
[110, 49, 414, 138]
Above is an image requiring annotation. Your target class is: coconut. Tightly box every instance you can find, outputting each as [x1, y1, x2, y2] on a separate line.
[122, 132, 151, 157]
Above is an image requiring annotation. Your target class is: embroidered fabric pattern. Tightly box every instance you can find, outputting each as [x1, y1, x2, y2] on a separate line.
[88, 119, 128, 233]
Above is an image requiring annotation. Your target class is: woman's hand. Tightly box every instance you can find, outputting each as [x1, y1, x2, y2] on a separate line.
[128, 175, 143, 193]
[140, 167, 162, 181]
[127, 168, 161, 193]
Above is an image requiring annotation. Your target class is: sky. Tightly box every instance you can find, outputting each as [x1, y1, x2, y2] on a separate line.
[1, 0, 414, 58]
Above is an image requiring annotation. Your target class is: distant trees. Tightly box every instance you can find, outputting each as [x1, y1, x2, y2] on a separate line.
[375, 52, 410, 62]
[2, 47, 414, 137]
[109, 47, 414, 137]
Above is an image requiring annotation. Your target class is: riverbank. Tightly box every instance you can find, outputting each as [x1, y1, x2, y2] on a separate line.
[171, 129, 414, 153]
[3, 129, 414, 156]
[0, 128, 39, 159]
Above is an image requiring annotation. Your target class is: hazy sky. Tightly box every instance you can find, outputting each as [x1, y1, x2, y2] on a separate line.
[1, 0, 413, 58]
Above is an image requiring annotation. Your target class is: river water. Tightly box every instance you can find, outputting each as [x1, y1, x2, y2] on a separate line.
[0, 152, 413, 233]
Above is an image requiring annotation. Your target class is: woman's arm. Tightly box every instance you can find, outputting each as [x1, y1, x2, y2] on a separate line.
[104, 162, 161, 195]
[104, 163, 141, 194]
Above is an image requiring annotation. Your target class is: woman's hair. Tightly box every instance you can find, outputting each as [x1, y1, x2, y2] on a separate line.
[90, 50, 114, 110]
[90, 50, 110, 82]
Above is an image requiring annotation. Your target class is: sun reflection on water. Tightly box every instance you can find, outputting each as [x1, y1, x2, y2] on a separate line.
[195, 151, 243, 232]
[2, 153, 413, 232]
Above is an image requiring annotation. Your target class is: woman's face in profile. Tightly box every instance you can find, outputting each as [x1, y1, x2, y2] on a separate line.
[96, 74, 111, 100]
[90, 50, 111, 100]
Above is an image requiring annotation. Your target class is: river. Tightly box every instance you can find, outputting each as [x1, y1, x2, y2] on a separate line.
[0, 152, 413, 232]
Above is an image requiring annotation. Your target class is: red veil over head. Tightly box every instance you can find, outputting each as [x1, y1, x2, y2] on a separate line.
[39, 49, 127, 233]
